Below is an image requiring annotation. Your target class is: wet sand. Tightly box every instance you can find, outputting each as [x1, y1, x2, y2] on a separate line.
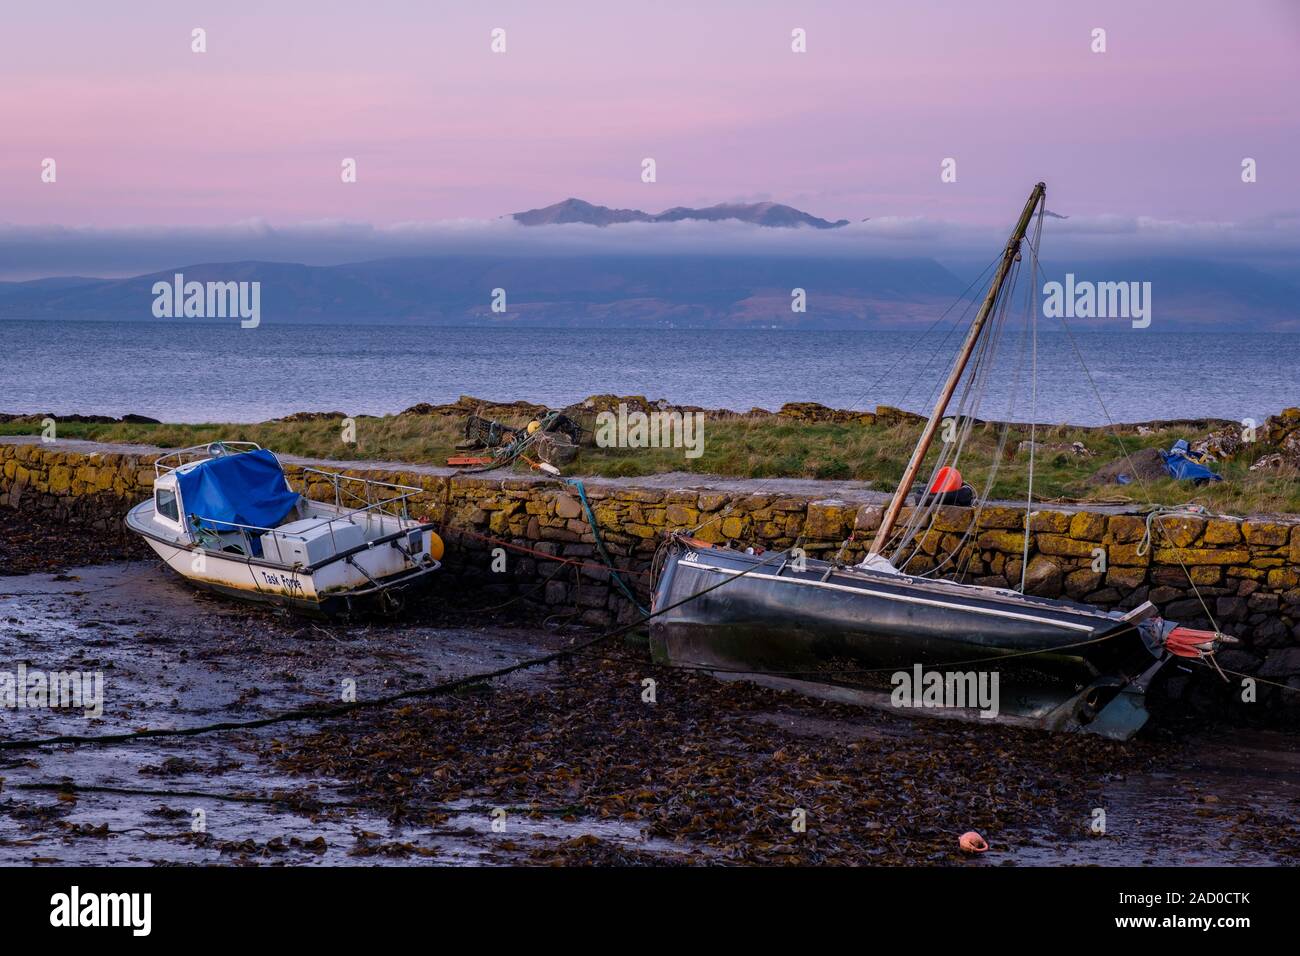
[1, 561, 1297, 866]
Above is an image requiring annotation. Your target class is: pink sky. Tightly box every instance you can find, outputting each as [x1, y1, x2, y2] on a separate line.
[2, 0, 1298, 227]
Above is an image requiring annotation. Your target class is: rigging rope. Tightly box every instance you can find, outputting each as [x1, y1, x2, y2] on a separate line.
[1051, 310, 1227, 635]
[682, 251, 1007, 544]
[891, 251, 1022, 569]
[1019, 198, 1046, 592]
[1134, 505, 1219, 558]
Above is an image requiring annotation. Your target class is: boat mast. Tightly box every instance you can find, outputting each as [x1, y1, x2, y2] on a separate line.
[868, 181, 1046, 558]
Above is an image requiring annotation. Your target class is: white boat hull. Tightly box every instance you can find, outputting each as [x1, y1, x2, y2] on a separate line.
[142, 534, 324, 604]
[126, 488, 440, 615]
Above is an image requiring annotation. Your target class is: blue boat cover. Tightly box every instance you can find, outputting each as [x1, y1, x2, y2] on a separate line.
[1161, 439, 1223, 484]
[176, 448, 300, 532]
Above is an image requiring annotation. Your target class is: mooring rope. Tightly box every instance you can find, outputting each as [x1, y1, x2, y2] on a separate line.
[1134, 505, 1229, 558]
[559, 477, 649, 615]
[0, 547, 794, 752]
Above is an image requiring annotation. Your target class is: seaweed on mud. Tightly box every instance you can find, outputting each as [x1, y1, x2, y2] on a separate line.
[6, 547, 1295, 865]
[139, 756, 223, 777]
[0, 796, 75, 822]
[529, 835, 692, 866]
[263, 644, 1197, 865]
[0, 508, 146, 575]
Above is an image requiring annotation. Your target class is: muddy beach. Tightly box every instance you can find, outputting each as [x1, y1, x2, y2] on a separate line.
[1, 542, 1298, 867]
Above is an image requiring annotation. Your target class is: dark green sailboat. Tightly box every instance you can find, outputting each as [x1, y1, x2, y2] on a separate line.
[649, 183, 1231, 740]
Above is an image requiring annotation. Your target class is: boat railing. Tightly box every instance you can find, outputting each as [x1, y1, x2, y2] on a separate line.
[296, 466, 423, 522]
[189, 504, 420, 565]
[190, 470, 424, 563]
[154, 441, 263, 478]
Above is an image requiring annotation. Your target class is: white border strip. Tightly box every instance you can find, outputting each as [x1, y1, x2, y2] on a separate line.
[678, 559, 1099, 633]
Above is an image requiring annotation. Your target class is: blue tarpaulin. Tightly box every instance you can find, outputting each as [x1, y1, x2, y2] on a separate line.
[1161, 439, 1223, 485]
[176, 448, 300, 532]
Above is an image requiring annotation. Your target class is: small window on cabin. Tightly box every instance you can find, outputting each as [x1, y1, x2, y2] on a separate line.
[156, 487, 180, 522]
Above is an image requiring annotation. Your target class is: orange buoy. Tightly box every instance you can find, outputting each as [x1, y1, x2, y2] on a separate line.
[958, 831, 989, 853]
[930, 466, 964, 494]
[425, 530, 445, 562]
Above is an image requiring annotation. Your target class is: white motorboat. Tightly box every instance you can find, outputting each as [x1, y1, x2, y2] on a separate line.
[126, 442, 442, 615]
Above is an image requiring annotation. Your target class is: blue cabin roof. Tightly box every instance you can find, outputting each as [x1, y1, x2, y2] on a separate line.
[175, 448, 300, 531]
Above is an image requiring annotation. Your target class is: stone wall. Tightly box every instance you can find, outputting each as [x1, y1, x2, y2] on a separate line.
[4, 440, 1299, 703]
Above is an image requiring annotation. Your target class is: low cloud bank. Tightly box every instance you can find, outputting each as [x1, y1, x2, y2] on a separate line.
[2, 211, 1298, 281]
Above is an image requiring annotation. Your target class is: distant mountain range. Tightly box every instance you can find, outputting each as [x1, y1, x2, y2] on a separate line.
[0, 254, 1296, 330]
[512, 197, 851, 229]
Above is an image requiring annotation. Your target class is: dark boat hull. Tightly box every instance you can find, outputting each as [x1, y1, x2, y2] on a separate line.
[649, 540, 1169, 739]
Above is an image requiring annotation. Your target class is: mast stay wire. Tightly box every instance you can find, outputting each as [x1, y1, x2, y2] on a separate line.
[682, 251, 1005, 544]
[916, 286, 1029, 582]
[892, 199, 1226, 640]
[1053, 311, 1227, 637]
[1018, 197, 1046, 592]
[896, 200, 1051, 586]
[895, 292, 982, 414]
[890, 251, 1023, 570]
[891, 270, 1013, 565]
[947, 264, 1037, 583]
